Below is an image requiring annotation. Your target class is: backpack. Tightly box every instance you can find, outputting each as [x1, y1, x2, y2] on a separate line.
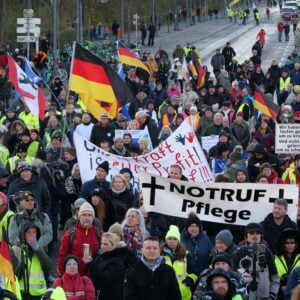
[67, 221, 102, 253]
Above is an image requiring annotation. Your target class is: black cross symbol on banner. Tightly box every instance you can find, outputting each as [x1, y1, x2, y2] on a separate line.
[141, 176, 165, 206]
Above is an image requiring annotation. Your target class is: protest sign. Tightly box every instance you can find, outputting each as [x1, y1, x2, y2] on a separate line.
[115, 128, 153, 151]
[74, 120, 213, 184]
[140, 172, 298, 225]
[201, 135, 219, 153]
[275, 123, 300, 154]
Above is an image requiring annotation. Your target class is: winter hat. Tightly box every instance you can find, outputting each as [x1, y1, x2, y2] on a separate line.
[245, 222, 263, 234]
[63, 255, 79, 271]
[0, 166, 9, 178]
[51, 132, 62, 142]
[215, 229, 233, 247]
[165, 225, 181, 242]
[73, 197, 87, 209]
[246, 142, 256, 153]
[228, 146, 243, 163]
[119, 168, 133, 179]
[78, 202, 95, 218]
[17, 162, 32, 173]
[0, 192, 7, 206]
[64, 147, 76, 157]
[185, 212, 202, 230]
[254, 143, 267, 155]
[129, 142, 140, 153]
[206, 268, 231, 291]
[211, 252, 232, 267]
[96, 161, 109, 173]
[108, 222, 124, 240]
[20, 128, 31, 137]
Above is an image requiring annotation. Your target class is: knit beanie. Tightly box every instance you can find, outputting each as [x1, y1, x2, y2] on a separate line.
[245, 222, 263, 234]
[73, 197, 87, 209]
[165, 225, 181, 242]
[215, 229, 233, 247]
[63, 255, 79, 271]
[212, 252, 232, 267]
[108, 222, 124, 240]
[185, 212, 202, 230]
[64, 147, 76, 157]
[96, 160, 109, 173]
[78, 202, 95, 218]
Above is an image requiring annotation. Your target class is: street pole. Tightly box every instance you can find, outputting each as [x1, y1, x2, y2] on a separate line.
[53, 0, 58, 76]
[121, 0, 124, 39]
[79, 0, 83, 42]
[152, 0, 155, 24]
[76, 0, 80, 42]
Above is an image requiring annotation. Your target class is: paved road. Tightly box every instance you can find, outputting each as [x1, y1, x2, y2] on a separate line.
[125, 5, 294, 72]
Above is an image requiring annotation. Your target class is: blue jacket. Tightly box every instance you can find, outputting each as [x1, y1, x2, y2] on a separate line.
[181, 229, 213, 275]
[79, 177, 110, 199]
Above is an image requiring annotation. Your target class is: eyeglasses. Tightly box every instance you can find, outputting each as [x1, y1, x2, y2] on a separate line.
[24, 198, 34, 202]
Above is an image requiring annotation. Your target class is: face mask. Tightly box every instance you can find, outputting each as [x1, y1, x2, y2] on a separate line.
[283, 113, 289, 118]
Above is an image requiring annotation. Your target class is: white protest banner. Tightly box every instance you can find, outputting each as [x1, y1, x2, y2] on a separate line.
[115, 128, 153, 151]
[275, 123, 300, 154]
[201, 135, 219, 153]
[140, 172, 298, 225]
[74, 120, 213, 184]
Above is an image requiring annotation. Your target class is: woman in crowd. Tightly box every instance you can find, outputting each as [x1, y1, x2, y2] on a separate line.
[90, 187, 117, 231]
[102, 174, 134, 223]
[181, 212, 213, 274]
[259, 162, 283, 184]
[251, 119, 275, 153]
[7, 119, 26, 153]
[275, 229, 300, 300]
[84, 233, 126, 300]
[65, 163, 82, 206]
[209, 229, 236, 265]
[121, 208, 149, 259]
[53, 255, 95, 300]
[161, 225, 198, 300]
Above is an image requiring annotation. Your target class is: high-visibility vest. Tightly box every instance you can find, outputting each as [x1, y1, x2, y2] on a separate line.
[19, 112, 40, 130]
[275, 254, 300, 278]
[163, 254, 198, 300]
[8, 155, 33, 174]
[19, 253, 47, 296]
[279, 77, 291, 91]
[0, 144, 9, 167]
[0, 210, 14, 241]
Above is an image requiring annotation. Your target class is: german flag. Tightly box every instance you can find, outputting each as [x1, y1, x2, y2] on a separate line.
[254, 85, 279, 119]
[69, 43, 134, 119]
[0, 241, 16, 294]
[189, 51, 205, 89]
[117, 41, 150, 74]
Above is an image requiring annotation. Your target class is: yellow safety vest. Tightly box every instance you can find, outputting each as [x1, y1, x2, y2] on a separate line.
[0, 115, 6, 125]
[8, 155, 33, 174]
[19, 253, 47, 296]
[0, 144, 9, 167]
[18, 112, 40, 130]
[163, 254, 198, 300]
[0, 210, 14, 241]
[279, 77, 291, 91]
[275, 254, 300, 278]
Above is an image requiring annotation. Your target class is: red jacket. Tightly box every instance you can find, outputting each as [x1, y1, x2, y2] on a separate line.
[56, 222, 101, 276]
[278, 22, 284, 32]
[268, 170, 284, 184]
[53, 272, 96, 300]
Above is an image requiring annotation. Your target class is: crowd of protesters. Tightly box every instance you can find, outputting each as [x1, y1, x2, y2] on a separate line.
[2, 2, 300, 299]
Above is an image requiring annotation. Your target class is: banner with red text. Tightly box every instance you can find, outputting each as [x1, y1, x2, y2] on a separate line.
[74, 120, 213, 184]
[139, 172, 298, 225]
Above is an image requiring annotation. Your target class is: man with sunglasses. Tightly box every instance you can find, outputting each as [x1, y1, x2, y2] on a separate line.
[8, 191, 53, 251]
[232, 223, 280, 300]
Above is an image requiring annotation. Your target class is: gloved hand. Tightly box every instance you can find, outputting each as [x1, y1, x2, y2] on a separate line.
[182, 276, 194, 287]
[28, 239, 39, 251]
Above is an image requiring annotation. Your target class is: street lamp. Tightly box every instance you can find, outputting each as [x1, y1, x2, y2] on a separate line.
[23, 8, 34, 59]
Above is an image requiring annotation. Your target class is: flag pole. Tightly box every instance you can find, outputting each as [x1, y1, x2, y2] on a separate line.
[58, 41, 77, 159]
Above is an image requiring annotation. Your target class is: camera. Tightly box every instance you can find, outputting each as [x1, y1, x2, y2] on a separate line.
[239, 243, 267, 272]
